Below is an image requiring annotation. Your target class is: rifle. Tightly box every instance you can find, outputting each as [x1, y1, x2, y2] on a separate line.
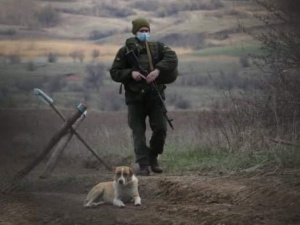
[125, 50, 174, 130]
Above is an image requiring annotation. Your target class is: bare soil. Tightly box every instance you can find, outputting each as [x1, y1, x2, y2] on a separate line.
[0, 109, 299, 225]
[1, 158, 299, 225]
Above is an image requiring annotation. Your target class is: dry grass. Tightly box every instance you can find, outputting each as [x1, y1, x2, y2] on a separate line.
[0, 109, 220, 160]
[0, 39, 193, 62]
[0, 39, 117, 60]
[1, 108, 299, 175]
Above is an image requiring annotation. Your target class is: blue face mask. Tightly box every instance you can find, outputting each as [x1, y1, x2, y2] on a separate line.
[136, 32, 150, 42]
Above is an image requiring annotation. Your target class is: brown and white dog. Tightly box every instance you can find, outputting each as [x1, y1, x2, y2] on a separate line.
[83, 166, 141, 208]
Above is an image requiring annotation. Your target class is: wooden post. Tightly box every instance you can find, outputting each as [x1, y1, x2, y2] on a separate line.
[49, 103, 112, 171]
[33, 89, 112, 171]
[39, 114, 86, 179]
[6, 104, 87, 192]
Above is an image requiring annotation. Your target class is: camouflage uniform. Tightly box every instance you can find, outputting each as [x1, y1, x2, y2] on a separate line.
[110, 37, 178, 168]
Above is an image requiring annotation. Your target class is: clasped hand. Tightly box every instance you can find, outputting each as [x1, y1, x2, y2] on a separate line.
[132, 69, 160, 83]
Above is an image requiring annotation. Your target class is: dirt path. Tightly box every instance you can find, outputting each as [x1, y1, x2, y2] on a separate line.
[1, 169, 300, 225]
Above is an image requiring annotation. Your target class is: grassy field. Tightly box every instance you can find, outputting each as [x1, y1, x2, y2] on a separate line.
[1, 0, 289, 172]
[0, 0, 266, 111]
[1, 108, 299, 174]
[0, 54, 258, 110]
[0, 0, 265, 110]
[1, 4, 299, 224]
[189, 43, 262, 57]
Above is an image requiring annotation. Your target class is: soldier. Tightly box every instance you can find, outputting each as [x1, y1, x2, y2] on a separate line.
[110, 18, 178, 175]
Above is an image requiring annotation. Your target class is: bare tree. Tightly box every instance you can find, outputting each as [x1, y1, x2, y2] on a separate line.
[69, 50, 85, 63]
[217, 0, 300, 150]
[0, 0, 37, 26]
[45, 75, 67, 97]
[0, 0, 61, 28]
[84, 63, 106, 92]
[78, 51, 85, 63]
[69, 51, 77, 63]
[92, 49, 100, 62]
[249, 0, 300, 138]
[35, 5, 61, 28]
[47, 52, 58, 63]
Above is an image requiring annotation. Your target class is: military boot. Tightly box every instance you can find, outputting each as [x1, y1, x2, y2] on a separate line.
[149, 155, 163, 173]
[137, 164, 150, 176]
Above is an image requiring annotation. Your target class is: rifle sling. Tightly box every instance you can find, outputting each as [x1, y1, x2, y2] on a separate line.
[145, 42, 155, 71]
[119, 42, 155, 95]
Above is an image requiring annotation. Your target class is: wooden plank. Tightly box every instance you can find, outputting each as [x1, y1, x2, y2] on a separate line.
[2, 104, 87, 193]
[39, 114, 85, 179]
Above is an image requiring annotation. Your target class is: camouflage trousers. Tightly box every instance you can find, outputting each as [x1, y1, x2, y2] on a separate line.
[127, 98, 167, 166]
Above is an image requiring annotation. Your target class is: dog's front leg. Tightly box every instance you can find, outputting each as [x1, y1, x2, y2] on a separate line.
[134, 196, 141, 206]
[113, 198, 125, 208]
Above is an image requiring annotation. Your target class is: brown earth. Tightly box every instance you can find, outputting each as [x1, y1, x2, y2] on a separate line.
[0, 109, 300, 225]
[0, 158, 300, 225]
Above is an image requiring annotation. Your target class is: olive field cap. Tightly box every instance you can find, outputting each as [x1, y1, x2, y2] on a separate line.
[132, 18, 150, 34]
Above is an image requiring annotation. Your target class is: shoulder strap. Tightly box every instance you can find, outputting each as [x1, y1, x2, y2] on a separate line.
[145, 41, 155, 71]
[157, 42, 165, 58]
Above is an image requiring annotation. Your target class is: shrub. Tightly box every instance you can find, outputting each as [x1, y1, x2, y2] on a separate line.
[0, 28, 16, 36]
[91, 49, 100, 61]
[159, 33, 205, 49]
[180, 74, 210, 86]
[15, 78, 44, 92]
[84, 63, 107, 92]
[239, 53, 250, 67]
[35, 5, 61, 28]
[69, 51, 85, 63]
[155, 0, 224, 17]
[175, 97, 191, 109]
[0, 0, 37, 27]
[83, 87, 91, 102]
[45, 75, 67, 96]
[99, 89, 124, 111]
[26, 61, 36, 71]
[78, 51, 85, 63]
[47, 52, 58, 63]
[97, 4, 135, 17]
[60, 3, 136, 18]
[214, 0, 300, 160]
[67, 83, 84, 92]
[89, 30, 116, 40]
[130, 0, 160, 11]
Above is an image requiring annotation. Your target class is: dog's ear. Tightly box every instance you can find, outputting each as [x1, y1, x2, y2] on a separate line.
[112, 166, 117, 174]
[129, 167, 133, 176]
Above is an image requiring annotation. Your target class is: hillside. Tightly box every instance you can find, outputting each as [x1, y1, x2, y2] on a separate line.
[1, 3, 300, 224]
[0, 0, 264, 110]
[0, 0, 261, 50]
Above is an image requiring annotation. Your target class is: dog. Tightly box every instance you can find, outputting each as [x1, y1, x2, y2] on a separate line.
[83, 166, 141, 208]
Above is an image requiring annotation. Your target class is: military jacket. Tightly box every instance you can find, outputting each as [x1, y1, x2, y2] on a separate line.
[110, 37, 178, 104]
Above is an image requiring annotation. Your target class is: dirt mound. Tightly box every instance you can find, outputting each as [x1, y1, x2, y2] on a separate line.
[1, 161, 300, 225]
[151, 174, 300, 225]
